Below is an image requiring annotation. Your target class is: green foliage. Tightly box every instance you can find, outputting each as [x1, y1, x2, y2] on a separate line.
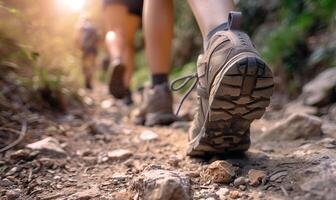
[261, 0, 336, 70]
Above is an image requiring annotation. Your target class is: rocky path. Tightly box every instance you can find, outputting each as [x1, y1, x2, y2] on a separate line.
[1, 76, 336, 200]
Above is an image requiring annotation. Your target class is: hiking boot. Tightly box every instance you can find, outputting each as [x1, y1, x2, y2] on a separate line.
[173, 12, 274, 156]
[85, 77, 93, 90]
[132, 83, 176, 126]
[108, 59, 128, 99]
[123, 90, 133, 105]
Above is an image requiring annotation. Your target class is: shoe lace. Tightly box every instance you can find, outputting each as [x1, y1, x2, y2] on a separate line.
[170, 73, 198, 115]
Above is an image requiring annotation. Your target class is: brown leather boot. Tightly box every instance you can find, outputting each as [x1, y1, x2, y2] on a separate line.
[173, 12, 274, 156]
[108, 59, 128, 99]
[132, 83, 176, 126]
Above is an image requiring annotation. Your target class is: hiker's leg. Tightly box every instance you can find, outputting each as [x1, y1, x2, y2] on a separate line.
[123, 14, 141, 88]
[132, 0, 176, 126]
[187, 0, 234, 39]
[104, 4, 128, 61]
[82, 53, 96, 89]
[143, 0, 173, 84]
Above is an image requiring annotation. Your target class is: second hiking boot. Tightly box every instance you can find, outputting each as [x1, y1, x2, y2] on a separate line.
[187, 12, 274, 156]
[132, 83, 176, 126]
[108, 59, 128, 99]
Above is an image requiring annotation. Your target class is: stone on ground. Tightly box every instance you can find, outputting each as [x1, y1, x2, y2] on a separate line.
[233, 177, 248, 187]
[139, 130, 159, 141]
[301, 67, 336, 106]
[6, 189, 21, 200]
[300, 175, 336, 200]
[107, 149, 133, 161]
[215, 188, 229, 199]
[9, 149, 38, 161]
[201, 160, 237, 184]
[261, 113, 322, 140]
[26, 137, 67, 158]
[132, 169, 190, 200]
[248, 169, 267, 186]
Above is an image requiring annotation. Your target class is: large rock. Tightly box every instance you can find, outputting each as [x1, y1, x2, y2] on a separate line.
[261, 113, 322, 140]
[132, 169, 190, 200]
[301, 67, 336, 107]
[26, 137, 67, 158]
[301, 175, 336, 200]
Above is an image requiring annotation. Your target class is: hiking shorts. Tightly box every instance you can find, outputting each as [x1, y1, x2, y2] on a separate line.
[102, 0, 143, 17]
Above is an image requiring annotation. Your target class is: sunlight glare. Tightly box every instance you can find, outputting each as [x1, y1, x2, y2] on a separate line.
[63, 0, 87, 11]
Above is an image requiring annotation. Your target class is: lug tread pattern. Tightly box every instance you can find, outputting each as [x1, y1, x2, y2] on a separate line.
[188, 56, 274, 155]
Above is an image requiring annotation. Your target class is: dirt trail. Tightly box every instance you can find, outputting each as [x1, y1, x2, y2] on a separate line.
[1, 83, 336, 200]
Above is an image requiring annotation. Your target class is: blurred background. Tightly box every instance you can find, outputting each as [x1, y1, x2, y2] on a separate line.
[0, 0, 335, 111]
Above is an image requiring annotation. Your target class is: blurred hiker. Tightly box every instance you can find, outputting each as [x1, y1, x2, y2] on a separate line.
[140, 0, 274, 155]
[103, 0, 143, 105]
[75, 14, 99, 89]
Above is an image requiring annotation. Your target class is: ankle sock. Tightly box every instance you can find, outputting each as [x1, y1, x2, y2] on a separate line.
[151, 74, 168, 86]
[206, 22, 228, 42]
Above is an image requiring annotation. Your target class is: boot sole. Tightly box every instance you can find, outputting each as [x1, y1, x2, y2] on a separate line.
[188, 53, 274, 156]
[108, 63, 127, 99]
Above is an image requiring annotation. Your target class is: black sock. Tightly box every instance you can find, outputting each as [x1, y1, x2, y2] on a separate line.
[206, 22, 228, 42]
[151, 74, 168, 86]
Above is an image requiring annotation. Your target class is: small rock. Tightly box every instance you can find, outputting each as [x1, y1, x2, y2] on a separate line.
[269, 170, 288, 182]
[301, 67, 336, 107]
[132, 169, 190, 200]
[6, 189, 21, 200]
[168, 155, 182, 167]
[248, 169, 267, 186]
[229, 191, 240, 199]
[139, 130, 159, 141]
[202, 160, 236, 184]
[215, 188, 229, 199]
[6, 166, 21, 176]
[9, 149, 31, 160]
[0, 178, 14, 187]
[101, 99, 113, 109]
[107, 149, 133, 161]
[72, 187, 100, 200]
[76, 149, 93, 157]
[239, 185, 247, 191]
[233, 177, 247, 187]
[89, 120, 116, 135]
[261, 114, 322, 140]
[26, 137, 67, 158]
[112, 173, 128, 182]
